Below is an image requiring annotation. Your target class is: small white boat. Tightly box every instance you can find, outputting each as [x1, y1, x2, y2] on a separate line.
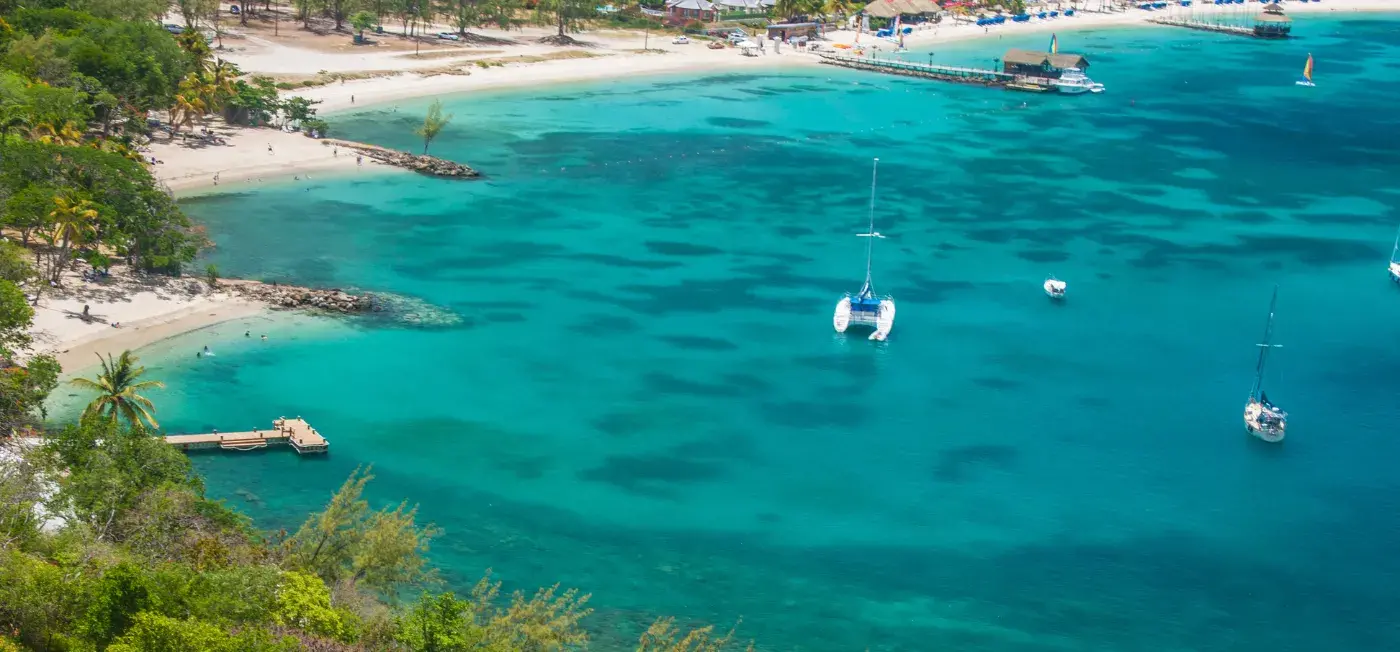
[833, 158, 896, 342]
[1243, 286, 1287, 443]
[1053, 68, 1105, 94]
[1043, 276, 1066, 299]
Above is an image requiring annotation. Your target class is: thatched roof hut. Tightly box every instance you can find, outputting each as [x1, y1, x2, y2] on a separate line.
[1002, 48, 1090, 71]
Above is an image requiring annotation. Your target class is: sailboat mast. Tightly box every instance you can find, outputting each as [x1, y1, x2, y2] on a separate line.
[1250, 285, 1280, 400]
[1390, 224, 1399, 263]
[864, 157, 879, 289]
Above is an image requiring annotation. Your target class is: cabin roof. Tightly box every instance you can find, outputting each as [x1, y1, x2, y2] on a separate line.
[1256, 12, 1291, 22]
[1002, 48, 1089, 69]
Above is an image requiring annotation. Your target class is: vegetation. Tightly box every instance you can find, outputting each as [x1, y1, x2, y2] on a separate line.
[68, 351, 166, 429]
[0, 4, 764, 651]
[414, 99, 452, 155]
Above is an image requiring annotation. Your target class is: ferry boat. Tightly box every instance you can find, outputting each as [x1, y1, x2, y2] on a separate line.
[1043, 276, 1066, 299]
[1243, 286, 1287, 443]
[1053, 68, 1105, 94]
[1388, 225, 1400, 282]
[833, 158, 896, 342]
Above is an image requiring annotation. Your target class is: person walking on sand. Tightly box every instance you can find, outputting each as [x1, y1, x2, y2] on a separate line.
[357, 155, 363, 167]
[267, 143, 273, 155]
[351, 95, 355, 104]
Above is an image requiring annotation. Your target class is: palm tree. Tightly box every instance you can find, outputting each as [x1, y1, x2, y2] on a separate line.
[69, 351, 166, 429]
[177, 31, 214, 74]
[46, 194, 99, 284]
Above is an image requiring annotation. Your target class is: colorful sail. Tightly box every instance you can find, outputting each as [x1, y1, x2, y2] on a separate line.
[1050, 33, 1058, 54]
[1302, 53, 1313, 82]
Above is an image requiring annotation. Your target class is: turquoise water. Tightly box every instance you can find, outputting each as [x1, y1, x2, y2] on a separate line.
[85, 15, 1400, 650]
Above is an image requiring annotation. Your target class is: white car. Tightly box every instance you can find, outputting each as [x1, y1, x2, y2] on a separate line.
[436, 32, 461, 41]
[672, 35, 690, 44]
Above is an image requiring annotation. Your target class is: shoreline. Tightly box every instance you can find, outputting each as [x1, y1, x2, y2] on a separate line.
[153, 1, 1396, 195]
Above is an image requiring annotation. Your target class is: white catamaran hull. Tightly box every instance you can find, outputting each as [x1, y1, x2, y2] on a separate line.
[833, 297, 851, 333]
[1388, 261, 1400, 282]
[870, 299, 895, 341]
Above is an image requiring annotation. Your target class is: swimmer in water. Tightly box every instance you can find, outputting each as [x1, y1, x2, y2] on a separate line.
[245, 331, 250, 337]
[261, 334, 267, 341]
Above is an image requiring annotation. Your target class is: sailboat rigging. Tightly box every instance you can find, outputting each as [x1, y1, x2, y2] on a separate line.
[1243, 285, 1287, 443]
[833, 158, 896, 341]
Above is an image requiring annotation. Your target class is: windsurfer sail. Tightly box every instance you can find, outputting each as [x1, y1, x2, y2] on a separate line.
[1049, 33, 1058, 54]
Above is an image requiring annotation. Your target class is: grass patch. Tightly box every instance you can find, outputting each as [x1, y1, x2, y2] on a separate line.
[395, 49, 503, 60]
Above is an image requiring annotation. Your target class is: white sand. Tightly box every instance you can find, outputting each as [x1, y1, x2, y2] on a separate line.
[25, 270, 266, 371]
[146, 123, 398, 193]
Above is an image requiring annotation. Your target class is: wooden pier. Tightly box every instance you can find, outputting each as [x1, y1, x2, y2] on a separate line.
[165, 418, 329, 455]
[817, 53, 1014, 86]
[1148, 17, 1256, 36]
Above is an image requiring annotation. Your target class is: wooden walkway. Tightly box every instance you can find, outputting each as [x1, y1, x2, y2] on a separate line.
[165, 418, 329, 455]
[817, 53, 1015, 86]
[1147, 17, 1262, 37]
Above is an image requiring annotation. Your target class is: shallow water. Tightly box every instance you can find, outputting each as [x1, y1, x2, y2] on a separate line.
[68, 15, 1400, 650]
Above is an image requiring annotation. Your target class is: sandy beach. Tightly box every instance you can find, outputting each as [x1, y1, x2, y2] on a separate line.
[25, 270, 266, 371]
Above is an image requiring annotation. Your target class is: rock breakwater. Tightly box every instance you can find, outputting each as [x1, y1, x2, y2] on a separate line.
[323, 139, 480, 179]
[224, 280, 374, 313]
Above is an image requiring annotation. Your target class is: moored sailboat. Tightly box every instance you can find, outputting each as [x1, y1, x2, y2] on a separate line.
[1043, 276, 1066, 299]
[1243, 285, 1287, 443]
[1295, 53, 1315, 87]
[833, 158, 896, 342]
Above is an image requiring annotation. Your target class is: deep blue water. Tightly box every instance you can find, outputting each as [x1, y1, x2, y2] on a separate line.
[63, 14, 1400, 650]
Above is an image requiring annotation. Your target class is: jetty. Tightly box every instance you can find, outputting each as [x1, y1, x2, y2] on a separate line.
[1147, 3, 1292, 39]
[817, 48, 1099, 94]
[818, 53, 1013, 86]
[164, 418, 329, 455]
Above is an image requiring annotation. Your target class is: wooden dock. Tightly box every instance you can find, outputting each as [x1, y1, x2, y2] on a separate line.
[1146, 17, 1281, 38]
[165, 418, 329, 455]
[817, 53, 1014, 86]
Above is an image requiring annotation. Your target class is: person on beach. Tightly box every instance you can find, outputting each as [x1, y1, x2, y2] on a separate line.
[268, 144, 273, 154]
[357, 155, 363, 167]
[333, 147, 338, 157]
[351, 95, 355, 103]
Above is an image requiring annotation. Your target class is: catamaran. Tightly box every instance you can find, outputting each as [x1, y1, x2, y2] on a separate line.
[1295, 53, 1315, 87]
[1388, 225, 1400, 282]
[1243, 286, 1287, 443]
[833, 158, 896, 342]
[1043, 276, 1066, 299]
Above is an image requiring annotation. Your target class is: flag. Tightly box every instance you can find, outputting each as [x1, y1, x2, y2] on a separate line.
[1050, 33, 1058, 54]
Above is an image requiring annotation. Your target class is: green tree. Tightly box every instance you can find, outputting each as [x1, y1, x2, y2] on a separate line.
[273, 571, 355, 641]
[637, 617, 754, 652]
[350, 9, 376, 40]
[281, 95, 321, 128]
[0, 241, 33, 284]
[106, 611, 300, 652]
[43, 193, 100, 284]
[394, 575, 591, 652]
[285, 467, 440, 594]
[79, 562, 153, 648]
[0, 352, 59, 431]
[414, 99, 451, 155]
[69, 351, 165, 429]
[0, 280, 33, 355]
[534, 0, 593, 44]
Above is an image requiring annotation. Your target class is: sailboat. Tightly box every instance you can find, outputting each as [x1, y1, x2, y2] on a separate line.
[1243, 285, 1287, 443]
[833, 158, 896, 342]
[1388, 224, 1400, 282]
[1295, 53, 1315, 87]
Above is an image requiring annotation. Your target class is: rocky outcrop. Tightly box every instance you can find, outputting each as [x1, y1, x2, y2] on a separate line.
[224, 280, 374, 313]
[324, 139, 480, 179]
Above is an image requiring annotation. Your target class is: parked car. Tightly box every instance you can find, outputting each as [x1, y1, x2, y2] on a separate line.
[163, 23, 184, 33]
[672, 35, 690, 44]
[436, 32, 461, 41]
[727, 31, 749, 44]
